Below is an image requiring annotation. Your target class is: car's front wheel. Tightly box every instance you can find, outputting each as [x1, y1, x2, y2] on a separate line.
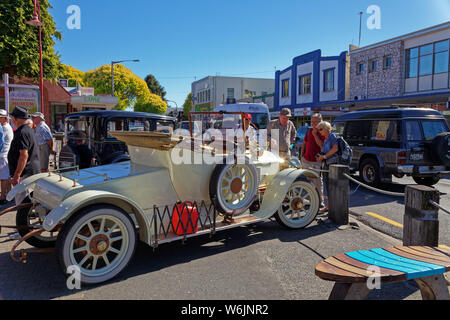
[56, 204, 137, 285]
[412, 175, 440, 186]
[275, 181, 320, 229]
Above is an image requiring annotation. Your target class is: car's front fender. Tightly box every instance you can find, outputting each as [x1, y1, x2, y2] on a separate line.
[42, 190, 152, 244]
[6, 173, 49, 204]
[252, 168, 319, 219]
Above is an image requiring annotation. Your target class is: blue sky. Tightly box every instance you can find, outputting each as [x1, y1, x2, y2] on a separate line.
[49, 0, 450, 109]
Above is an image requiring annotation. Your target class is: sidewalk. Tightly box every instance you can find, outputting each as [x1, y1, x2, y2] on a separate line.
[0, 203, 434, 300]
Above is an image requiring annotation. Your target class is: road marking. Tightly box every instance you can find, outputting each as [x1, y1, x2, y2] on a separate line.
[438, 244, 450, 250]
[365, 212, 403, 228]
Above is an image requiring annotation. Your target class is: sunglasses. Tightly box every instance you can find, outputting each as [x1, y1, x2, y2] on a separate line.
[318, 128, 324, 131]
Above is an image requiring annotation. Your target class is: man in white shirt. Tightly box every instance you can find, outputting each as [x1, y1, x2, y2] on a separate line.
[32, 112, 55, 173]
[0, 109, 14, 204]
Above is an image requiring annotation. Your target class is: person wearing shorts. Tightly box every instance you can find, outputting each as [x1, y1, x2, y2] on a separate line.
[32, 112, 54, 172]
[0, 109, 13, 204]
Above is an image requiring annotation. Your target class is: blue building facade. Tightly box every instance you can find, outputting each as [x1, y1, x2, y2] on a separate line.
[274, 50, 349, 120]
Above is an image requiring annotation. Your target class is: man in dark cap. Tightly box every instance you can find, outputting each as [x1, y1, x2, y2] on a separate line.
[8, 107, 40, 186]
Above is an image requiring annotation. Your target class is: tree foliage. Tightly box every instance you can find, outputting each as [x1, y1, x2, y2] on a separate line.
[0, 0, 63, 80]
[134, 93, 167, 114]
[61, 64, 85, 87]
[83, 64, 152, 110]
[182, 93, 192, 120]
[144, 74, 166, 100]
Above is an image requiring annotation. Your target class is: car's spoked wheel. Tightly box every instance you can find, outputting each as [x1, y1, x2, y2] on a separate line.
[210, 164, 258, 214]
[57, 205, 136, 285]
[275, 181, 319, 229]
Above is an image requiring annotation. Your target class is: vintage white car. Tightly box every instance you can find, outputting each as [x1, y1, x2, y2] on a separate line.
[3, 112, 320, 285]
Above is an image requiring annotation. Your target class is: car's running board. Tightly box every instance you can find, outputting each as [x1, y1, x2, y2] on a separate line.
[151, 215, 263, 246]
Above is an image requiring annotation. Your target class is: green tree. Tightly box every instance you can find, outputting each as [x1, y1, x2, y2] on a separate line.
[144, 74, 166, 100]
[134, 93, 167, 114]
[182, 93, 192, 120]
[84, 64, 151, 110]
[0, 0, 63, 80]
[61, 64, 85, 87]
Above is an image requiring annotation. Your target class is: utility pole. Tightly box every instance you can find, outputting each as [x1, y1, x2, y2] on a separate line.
[358, 11, 363, 47]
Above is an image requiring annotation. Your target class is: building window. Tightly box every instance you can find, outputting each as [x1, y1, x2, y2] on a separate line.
[419, 44, 433, 76]
[281, 79, 289, 97]
[357, 63, 364, 74]
[299, 74, 311, 95]
[369, 59, 377, 72]
[406, 47, 419, 78]
[227, 88, 234, 99]
[434, 40, 449, 74]
[383, 56, 392, 69]
[207, 89, 211, 101]
[323, 69, 334, 92]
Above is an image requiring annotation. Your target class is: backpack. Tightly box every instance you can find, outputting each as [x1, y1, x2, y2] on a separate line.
[337, 137, 352, 165]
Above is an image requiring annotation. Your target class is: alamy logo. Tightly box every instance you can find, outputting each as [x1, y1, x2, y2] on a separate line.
[66, 5, 81, 30]
[66, 265, 81, 290]
[366, 5, 381, 30]
[366, 265, 381, 290]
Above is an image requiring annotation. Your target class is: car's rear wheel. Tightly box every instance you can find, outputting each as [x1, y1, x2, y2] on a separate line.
[412, 175, 440, 186]
[359, 158, 381, 186]
[56, 204, 137, 285]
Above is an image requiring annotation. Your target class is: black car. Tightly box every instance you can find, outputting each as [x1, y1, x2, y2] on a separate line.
[332, 108, 450, 186]
[58, 110, 177, 169]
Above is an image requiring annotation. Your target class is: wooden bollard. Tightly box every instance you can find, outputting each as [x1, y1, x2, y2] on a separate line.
[328, 164, 349, 226]
[403, 185, 440, 246]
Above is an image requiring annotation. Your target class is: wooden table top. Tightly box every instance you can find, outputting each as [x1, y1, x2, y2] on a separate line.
[315, 246, 450, 284]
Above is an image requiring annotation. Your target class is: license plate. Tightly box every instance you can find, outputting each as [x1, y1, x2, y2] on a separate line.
[410, 153, 424, 161]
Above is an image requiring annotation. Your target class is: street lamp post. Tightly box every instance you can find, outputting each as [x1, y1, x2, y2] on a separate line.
[111, 59, 140, 96]
[26, 0, 44, 115]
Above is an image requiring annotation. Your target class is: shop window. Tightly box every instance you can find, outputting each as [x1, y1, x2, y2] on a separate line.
[281, 79, 289, 98]
[383, 56, 392, 69]
[323, 69, 334, 92]
[299, 74, 311, 95]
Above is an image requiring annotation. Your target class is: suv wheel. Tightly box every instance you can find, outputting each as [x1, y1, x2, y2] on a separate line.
[412, 175, 440, 186]
[359, 158, 381, 186]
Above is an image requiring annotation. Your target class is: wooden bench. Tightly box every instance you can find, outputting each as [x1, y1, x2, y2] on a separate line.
[315, 246, 450, 300]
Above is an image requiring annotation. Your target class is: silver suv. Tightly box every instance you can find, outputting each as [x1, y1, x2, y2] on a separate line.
[332, 108, 450, 186]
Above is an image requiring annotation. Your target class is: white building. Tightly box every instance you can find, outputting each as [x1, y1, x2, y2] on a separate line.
[191, 76, 274, 111]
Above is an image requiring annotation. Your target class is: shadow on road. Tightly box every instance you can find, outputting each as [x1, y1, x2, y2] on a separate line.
[0, 218, 334, 300]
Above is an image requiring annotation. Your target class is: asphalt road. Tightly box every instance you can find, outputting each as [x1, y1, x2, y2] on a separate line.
[349, 174, 450, 246]
[0, 206, 425, 300]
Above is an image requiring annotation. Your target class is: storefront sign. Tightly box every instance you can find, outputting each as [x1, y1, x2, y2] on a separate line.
[293, 107, 312, 116]
[81, 87, 95, 96]
[9, 89, 39, 113]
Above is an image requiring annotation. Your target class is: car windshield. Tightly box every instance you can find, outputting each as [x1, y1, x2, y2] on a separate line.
[66, 118, 91, 143]
[249, 113, 269, 129]
[421, 120, 448, 140]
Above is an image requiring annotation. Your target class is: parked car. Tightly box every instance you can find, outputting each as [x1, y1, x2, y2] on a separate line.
[5, 111, 320, 285]
[58, 110, 177, 169]
[214, 103, 270, 129]
[332, 108, 450, 186]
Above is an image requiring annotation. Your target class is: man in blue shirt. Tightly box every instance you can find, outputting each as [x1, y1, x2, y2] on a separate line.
[32, 112, 54, 172]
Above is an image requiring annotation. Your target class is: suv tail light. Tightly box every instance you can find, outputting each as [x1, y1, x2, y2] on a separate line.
[397, 151, 407, 165]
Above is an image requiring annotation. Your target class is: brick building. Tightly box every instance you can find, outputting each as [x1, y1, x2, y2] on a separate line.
[347, 21, 450, 125]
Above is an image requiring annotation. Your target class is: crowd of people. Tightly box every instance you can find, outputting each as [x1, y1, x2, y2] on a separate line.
[267, 109, 342, 214]
[0, 106, 54, 205]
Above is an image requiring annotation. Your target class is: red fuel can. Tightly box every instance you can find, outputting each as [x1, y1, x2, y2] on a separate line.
[172, 201, 198, 235]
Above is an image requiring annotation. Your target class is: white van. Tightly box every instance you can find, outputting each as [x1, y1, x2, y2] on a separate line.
[213, 103, 270, 129]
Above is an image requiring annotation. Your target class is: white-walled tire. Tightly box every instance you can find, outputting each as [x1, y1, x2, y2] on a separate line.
[275, 181, 320, 229]
[56, 205, 137, 285]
